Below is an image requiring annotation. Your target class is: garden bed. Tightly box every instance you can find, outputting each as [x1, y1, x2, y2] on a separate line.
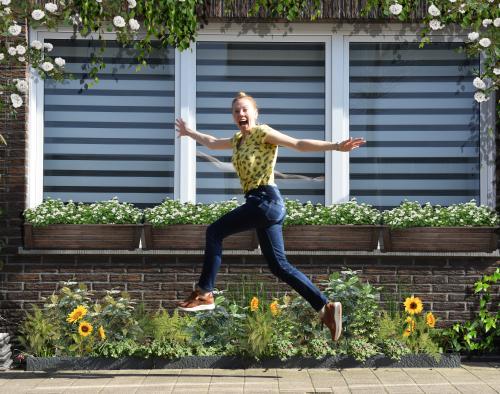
[26, 353, 460, 371]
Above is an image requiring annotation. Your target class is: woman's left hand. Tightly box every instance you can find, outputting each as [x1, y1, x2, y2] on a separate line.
[337, 137, 366, 152]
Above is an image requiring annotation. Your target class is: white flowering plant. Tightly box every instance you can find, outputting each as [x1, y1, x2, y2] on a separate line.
[144, 198, 241, 227]
[23, 197, 143, 227]
[283, 199, 381, 226]
[382, 200, 499, 229]
[362, 0, 499, 109]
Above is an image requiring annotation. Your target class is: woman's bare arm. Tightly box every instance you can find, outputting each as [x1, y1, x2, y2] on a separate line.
[263, 127, 365, 152]
[176, 118, 232, 150]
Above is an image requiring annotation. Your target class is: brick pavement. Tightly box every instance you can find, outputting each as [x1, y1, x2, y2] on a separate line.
[0, 362, 498, 393]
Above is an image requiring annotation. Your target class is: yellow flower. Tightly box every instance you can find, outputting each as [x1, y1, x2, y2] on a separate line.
[250, 296, 259, 312]
[405, 316, 416, 332]
[403, 328, 412, 337]
[78, 321, 93, 337]
[98, 325, 106, 341]
[269, 301, 280, 316]
[66, 305, 88, 324]
[426, 312, 436, 328]
[403, 296, 423, 315]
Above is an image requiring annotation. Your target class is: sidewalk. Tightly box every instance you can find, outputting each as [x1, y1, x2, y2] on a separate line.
[0, 362, 498, 393]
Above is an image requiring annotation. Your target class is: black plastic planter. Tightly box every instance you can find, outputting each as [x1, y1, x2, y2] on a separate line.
[26, 353, 460, 371]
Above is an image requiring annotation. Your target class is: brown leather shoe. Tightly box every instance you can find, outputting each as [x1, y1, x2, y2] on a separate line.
[178, 290, 215, 312]
[321, 302, 342, 341]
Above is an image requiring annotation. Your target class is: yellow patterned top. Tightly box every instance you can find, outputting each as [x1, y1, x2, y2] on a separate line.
[231, 125, 278, 193]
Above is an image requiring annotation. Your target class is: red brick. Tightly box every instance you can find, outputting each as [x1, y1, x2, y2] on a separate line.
[432, 284, 465, 292]
[447, 276, 481, 284]
[379, 275, 411, 284]
[24, 283, 59, 291]
[432, 302, 465, 311]
[7, 273, 40, 281]
[128, 283, 160, 291]
[145, 274, 176, 282]
[109, 274, 143, 282]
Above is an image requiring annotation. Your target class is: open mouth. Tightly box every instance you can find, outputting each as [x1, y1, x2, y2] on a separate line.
[238, 120, 249, 127]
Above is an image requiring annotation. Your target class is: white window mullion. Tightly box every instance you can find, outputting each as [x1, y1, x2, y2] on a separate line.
[176, 47, 197, 203]
[330, 34, 349, 204]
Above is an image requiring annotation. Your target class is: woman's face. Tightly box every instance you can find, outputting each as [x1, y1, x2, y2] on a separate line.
[232, 98, 258, 133]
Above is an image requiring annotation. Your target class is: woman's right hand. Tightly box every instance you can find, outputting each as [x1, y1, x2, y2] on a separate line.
[175, 118, 191, 138]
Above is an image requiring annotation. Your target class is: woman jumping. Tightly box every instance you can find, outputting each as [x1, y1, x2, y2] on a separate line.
[176, 92, 365, 341]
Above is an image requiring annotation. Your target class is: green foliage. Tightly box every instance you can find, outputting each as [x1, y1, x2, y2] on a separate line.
[242, 309, 275, 358]
[18, 305, 60, 357]
[323, 269, 381, 342]
[346, 338, 380, 362]
[382, 200, 499, 229]
[284, 199, 381, 226]
[379, 338, 411, 361]
[245, 0, 322, 21]
[23, 197, 143, 226]
[151, 309, 192, 343]
[441, 268, 499, 354]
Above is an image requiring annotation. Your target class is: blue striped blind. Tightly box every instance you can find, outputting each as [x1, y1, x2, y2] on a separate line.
[349, 42, 480, 210]
[195, 42, 326, 203]
[43, 39, 175, 207]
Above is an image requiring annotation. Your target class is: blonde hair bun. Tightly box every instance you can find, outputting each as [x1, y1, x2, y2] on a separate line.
[232, 91, 258, 109]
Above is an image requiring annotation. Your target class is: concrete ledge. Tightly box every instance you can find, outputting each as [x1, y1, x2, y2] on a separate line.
[26, 353, 461, 371]
[17, 247, 500, 257]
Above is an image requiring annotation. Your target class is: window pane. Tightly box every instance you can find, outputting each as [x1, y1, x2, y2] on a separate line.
[349, 42, 480, 210]
[196, 42, 325, 203]
[43, 39, 175, 207]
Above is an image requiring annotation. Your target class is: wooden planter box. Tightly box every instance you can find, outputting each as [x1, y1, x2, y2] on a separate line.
[23, 223, 142, 250]
[381, 226, 499, 252]
[143, 224, 258, 250]
[283, 225, 380, 251]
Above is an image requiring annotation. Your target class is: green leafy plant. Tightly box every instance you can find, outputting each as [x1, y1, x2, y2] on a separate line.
[382, 200, 499, 229]
[23, 197, 143, 226]
[284, 199, 381, 226]
[18, 305, 60, 357]
[441, 268, 499, 355]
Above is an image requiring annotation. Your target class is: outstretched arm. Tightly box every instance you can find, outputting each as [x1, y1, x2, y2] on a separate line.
[176, 118, 232, 150]
[263, 127, 365, 152]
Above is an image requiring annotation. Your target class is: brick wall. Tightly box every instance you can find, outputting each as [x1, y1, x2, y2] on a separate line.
[1, 253, 498, 334]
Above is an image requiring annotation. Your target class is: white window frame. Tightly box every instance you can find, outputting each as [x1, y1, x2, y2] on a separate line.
[27, 23, 496, 208]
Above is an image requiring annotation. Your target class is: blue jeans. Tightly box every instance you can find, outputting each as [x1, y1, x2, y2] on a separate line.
[198, 185, 328, 312]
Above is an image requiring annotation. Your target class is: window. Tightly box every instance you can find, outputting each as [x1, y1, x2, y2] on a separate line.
[43, 39, 175, 207]
[195, 41, 326, 203]
[348, 42, 480, 210]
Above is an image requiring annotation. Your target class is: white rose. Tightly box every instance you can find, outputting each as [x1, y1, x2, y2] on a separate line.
[389, 3, 402, 15]
[128, 0, 137, 8]
[4, 7, 10, 14]
[449, 0, 456, 2]
[54, 57, 65, 67]
[494, 18, 500, 28]
[1, 0, 11, 5]
[43, 42, 53, 52]
[113, 16, 126, 28]
[428, 4, 440, 16]
[128, 18, 140, 31]
[458, 4, 466, 13]
[483, 19, 492, 27]
[473, 77, 486, 89]
[41, 61, 54, 72]
[468, 32, 479, 41]
[0, 53, 4, 61]
[31, 9, 45, 20]
[10, 93, 23, 108]
[479, 38, 491, 48]
[7, 47, 16, 56]
[429, 19, 443, 30]
[15, 45, 26, 55]
[44, 3, 58, 13]
[17, 57, 25, 62]
[493, 68, 500, 75]
[474, 91, 489, 103]
[8, 24, 21, 36]
[96, 0, 102, 2]
[30, 40, 43, 50]
[16, 79, 28, 93]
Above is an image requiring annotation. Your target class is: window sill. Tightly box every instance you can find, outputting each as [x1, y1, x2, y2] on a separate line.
[17, 247, 500, 257]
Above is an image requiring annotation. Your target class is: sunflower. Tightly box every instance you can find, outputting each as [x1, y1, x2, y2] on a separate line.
[403, 328, 412, 337]
[405, 316, 416, 332]
[66, 305, 88, 324]
[78, 321, 93, 337]
[403, 296, 423, 315]
[250, 296, 259, 312]
[269, 301, 280, 316]
[426, 312, 436, 328]
[98, 325, 106, 341]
